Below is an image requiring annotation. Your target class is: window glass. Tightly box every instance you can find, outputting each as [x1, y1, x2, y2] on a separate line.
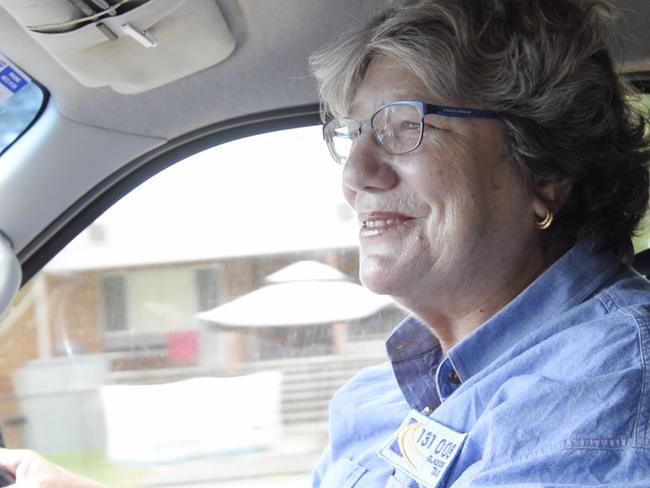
[633, 94, 650, 254]
[0, 125, 404, 486]
[0, 75, 45, 154]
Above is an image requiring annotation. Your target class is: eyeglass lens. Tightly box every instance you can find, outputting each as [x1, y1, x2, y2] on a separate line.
[325, 103, 423, 164]
[371, 103, 422, 155]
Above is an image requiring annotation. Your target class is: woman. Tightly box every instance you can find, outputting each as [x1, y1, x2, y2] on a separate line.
[308, 0, 650, 486]
[1, 0, 649, 486]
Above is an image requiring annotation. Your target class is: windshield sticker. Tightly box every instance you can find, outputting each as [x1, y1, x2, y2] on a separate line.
[0, 54, 30, 103]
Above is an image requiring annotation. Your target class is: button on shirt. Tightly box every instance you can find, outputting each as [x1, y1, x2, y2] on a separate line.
[311, 241, 650, 487]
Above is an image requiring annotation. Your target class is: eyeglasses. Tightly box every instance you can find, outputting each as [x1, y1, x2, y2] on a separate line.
[322, 100, 500, 165]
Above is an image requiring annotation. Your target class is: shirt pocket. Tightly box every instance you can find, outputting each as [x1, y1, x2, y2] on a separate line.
[320, 457, 367, 487]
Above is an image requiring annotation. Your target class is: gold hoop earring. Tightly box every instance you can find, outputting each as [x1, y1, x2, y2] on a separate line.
[535, 209, 553, 230]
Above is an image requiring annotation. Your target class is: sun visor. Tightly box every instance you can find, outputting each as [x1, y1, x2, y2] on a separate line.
[0, 0, 236, 94]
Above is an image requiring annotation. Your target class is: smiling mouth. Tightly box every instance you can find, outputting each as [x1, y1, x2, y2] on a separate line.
[363, 218, 402, 229]
[361, 216, 414, 234]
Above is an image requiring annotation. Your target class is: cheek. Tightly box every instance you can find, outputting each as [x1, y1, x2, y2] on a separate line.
[407, 155, 465, 215]
[420, 167, 489, 244]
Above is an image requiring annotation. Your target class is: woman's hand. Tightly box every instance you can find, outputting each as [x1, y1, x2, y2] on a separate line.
[0, 448, 106, 488]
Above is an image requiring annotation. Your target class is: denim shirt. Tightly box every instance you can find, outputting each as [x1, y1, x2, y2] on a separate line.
[311, 241, 650, 487]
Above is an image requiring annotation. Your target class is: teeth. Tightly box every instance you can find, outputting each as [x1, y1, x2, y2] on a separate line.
[364, 219, 399, 228]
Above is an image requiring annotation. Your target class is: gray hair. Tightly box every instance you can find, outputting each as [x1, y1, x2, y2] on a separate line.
[310, 0, 650, 261]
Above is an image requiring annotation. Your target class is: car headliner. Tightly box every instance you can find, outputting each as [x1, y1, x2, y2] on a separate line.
[0, 0, 650, 281]
[0, 1, 385, 138]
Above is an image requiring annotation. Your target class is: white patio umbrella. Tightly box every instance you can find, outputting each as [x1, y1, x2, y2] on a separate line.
[265, 260, 350, 283]
[197, 261, 394, 327]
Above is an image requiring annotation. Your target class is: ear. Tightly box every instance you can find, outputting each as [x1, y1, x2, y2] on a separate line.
[531, 177, 573, 218]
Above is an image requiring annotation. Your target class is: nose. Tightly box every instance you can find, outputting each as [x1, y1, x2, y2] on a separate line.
[341, 132, 399, 194]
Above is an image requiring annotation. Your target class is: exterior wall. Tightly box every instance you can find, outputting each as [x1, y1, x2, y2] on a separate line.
[127, 267, 198, 332]
[0, 280, 44, 448]
[47, 273, 103, 355]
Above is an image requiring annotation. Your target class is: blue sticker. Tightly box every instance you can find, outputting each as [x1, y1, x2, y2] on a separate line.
[0, 54, 30, 102]
[0, 66, 28, 94]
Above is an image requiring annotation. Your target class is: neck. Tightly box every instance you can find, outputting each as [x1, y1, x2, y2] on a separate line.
[398, 245, 562, 355]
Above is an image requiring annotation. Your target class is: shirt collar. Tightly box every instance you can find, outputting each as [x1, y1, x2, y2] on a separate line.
[385, 240, 622, 407]
[386, 315, 443, 411]
[448, 240, 621, 383]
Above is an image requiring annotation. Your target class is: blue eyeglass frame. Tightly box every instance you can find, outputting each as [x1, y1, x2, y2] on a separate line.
[322, 100, 502, 164]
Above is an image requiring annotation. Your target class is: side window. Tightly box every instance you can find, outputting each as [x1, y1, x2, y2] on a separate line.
[0, 65, 45, 154]
[0, 126, 405, 485]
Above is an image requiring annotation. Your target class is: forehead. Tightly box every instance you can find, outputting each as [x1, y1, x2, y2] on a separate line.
[348, 56, 437, 117]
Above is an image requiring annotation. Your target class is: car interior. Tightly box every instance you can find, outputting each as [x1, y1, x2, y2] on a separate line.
[0, 0, 650, 486]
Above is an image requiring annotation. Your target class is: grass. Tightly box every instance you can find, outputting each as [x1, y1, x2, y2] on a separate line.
[46, 450, 151, 487]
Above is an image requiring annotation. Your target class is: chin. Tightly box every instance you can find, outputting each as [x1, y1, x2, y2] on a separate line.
[359, 257, 407, 297]
[359, 274, 391, 295]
